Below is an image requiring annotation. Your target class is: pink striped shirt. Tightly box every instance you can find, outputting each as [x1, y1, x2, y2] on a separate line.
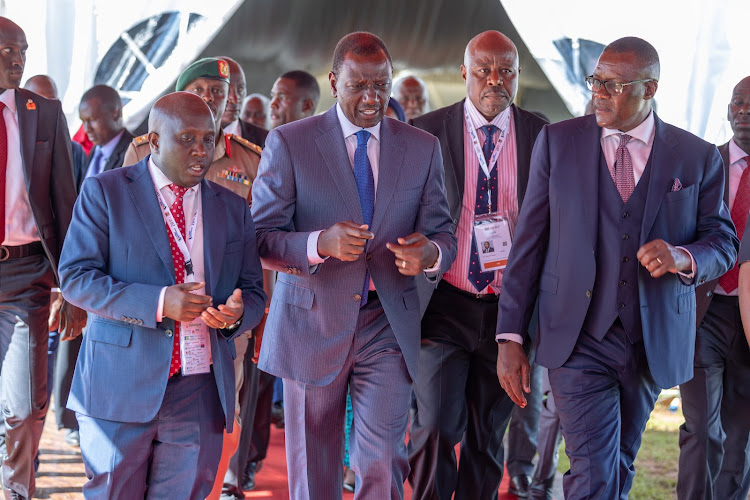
[443, 100, 518, 295]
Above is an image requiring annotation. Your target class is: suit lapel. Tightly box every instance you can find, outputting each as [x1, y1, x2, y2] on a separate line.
[444, 101, 465, 202]
[512, 105, 531, 206]
[571, 117, 601, 247]
[15, 91, 37, 191]
[314, 107, 362, 222]
[126, 161, 175, 279]
[370, 119, 405, 233]
[640, 116, 679, 242]
[718, 142, 730, 204]
[201, 181, 225, 296]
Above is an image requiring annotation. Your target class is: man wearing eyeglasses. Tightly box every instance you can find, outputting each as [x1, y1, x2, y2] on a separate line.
[495, 36, 737, 499]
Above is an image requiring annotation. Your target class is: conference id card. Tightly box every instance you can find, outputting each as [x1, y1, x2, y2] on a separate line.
[180, 319, 212, 376]
[473, 212, 513, 272]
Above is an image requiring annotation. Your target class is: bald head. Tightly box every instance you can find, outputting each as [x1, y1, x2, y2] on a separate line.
[148, 92, 216, 187]
[728, 76, 750, 153]
[24, 75, 58, 100]
[602, 37, 660, 81]
[461, 30, 520, 120]
[393, 76, 429, 121]
[0, 17, 27, 91]
[220, 56, 247, 127]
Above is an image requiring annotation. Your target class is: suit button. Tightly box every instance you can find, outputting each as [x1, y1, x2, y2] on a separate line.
[622, 212, 630, 218]
[622, 234, 629, 240]
[618, 303, 626, 309]
[707, 291, 713, 297]
[619, 280, 627, 287]
[120, 315, 127, 321]
[366, 253, 372, 261]
[137, 319, 143, 326]
[585, 290, 592, 298]
[699, 277, 706, 284]
[353, 294, 362, 302]
[165, 329, 173, 338]
[622, 257, 629, 263]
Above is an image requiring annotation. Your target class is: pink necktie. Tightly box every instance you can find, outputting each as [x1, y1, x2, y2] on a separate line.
[615, 134, 635, 202]
[718, 157, 750, 293]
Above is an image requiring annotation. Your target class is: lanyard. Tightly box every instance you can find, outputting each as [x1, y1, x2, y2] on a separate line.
[154, 185, 199, 279]
[465, 106, 510, 213]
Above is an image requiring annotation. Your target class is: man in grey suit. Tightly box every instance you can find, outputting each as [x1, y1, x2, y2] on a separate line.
[251, 32, 457, 499]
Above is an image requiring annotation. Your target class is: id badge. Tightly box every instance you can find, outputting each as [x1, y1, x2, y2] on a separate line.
[473, 212, 513, 272]
[179, 284, 211, 376]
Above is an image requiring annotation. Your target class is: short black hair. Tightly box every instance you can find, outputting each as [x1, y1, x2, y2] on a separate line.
[80, 84, 122, 111]
[604, 37, 660, 80]
[331, 32, 392, 75]
[279, 70, 320, 106]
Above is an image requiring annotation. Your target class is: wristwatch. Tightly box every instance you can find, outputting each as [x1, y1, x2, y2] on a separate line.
[224, 316, 243, 332]
[497, 339, 511, 344]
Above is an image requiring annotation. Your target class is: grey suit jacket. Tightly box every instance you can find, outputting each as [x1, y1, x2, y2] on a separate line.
[251, 106, 457, 385]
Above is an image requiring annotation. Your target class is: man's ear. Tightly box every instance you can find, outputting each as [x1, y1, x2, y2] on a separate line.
[644, 80, 658, 101]
[148, 132, 159, 154]
[329, 71, 338, 98]
[302, 98, 314, 114]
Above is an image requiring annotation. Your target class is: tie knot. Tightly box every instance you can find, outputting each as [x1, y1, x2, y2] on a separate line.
[618, 133, 632, 147]
[355, 130, 370, 146]
[169, 184, 189, 200]
[481, 124, 498, 141]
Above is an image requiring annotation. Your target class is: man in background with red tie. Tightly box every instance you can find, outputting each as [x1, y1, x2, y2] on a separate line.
[0, 17, 86, 500]
[678, 75, 750, 500]
[495, 37, 737, 499]
[59, 92, 266, 498]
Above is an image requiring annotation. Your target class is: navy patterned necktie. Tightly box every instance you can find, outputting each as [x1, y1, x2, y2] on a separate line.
[468, 124, 499, 292]
[354, 130, 374, 306]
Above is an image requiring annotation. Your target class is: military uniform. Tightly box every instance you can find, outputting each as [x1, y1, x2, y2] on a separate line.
[121, 130, 261, 203]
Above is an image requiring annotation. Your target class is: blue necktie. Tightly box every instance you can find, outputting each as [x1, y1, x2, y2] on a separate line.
[354, 130, 375, 306]
[468, 124, 498, 292]
[87, 147, 103, 178]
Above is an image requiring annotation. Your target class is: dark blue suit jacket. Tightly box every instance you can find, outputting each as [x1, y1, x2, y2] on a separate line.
[59, 158, 266, 430]
[497, 114, 738, 388]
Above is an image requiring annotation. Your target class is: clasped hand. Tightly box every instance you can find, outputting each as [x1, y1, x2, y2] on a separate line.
[318, 221, 437, 276]
[163, 282, 244, 328]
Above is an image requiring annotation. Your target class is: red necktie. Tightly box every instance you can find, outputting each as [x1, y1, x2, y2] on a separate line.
[167, 184, 189, 378]
[615, 134, 635, 202]
[0, 102, 7, 244]
[718, 158, 750, 293]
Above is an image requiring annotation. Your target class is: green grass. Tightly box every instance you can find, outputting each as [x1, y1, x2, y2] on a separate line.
[556, 404, 681, 499]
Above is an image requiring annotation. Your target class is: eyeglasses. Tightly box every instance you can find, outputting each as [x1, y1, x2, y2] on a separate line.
[585, 76, 656, 95]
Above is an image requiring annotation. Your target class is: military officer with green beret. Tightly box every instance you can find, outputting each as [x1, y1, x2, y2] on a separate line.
[122, 57, 262, 203]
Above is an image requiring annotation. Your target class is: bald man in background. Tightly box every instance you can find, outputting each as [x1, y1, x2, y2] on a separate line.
[393, 75, 429, 122]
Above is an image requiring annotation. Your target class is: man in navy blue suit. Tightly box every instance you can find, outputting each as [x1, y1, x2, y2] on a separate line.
[495, 37, 738, 499]
[59, 92, 266, 499]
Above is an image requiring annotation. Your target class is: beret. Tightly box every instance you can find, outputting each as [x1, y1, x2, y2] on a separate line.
[175, 57, 230, 91]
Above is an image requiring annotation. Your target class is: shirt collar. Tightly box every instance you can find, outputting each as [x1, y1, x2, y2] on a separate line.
[335, 103, 381, 142]
[729, 137, 749, 165]
[223, 119, 241, 136]
[98, 129, 125, 159]
[464, 97, 511, 131]
[601, 110, 655, 147]
[147, 156, 201, 196]
[0, 89, 17, 114]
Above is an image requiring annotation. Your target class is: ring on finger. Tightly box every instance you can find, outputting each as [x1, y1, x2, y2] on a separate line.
[656, 257, 663, 265]
[401, 260, 406, 269]
[221, 321, 227, 329]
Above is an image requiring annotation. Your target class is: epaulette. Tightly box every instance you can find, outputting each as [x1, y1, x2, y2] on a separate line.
[134, 133, 149, 145]
[229, 133, 262, 156]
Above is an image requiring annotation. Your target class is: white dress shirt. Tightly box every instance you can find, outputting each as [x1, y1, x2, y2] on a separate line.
[148, 157, 206, 327]
[1, 89, 41, 245]
[223, 119, 241, 137]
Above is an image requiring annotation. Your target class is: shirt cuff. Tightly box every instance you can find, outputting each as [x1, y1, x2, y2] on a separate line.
[424, 242, 442, 277]
[675, 246, 696, 278]
[307, 230, 327, 265]
[156, 286, 167, 322]
[496, 333, 524, 345]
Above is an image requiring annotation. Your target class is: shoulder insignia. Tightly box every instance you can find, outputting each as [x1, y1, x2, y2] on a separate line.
[134, 133, 149, 145]
[230, 134, 262, 156]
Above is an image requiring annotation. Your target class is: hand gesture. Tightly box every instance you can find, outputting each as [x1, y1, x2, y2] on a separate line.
[59, 300, 87, 341]
[637, 239, 692, 278]
[163, 282, 212, 322]
[386, 233, 438, 276]
[201, 288, 244, 329]
[317, 222, 373, 261]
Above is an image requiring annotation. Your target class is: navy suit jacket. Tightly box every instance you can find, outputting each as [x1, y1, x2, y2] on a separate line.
[251, 106, 457, 385]
[59, 158, 266, 430]
[74, 129, 134, 192]
[14, 88, 77, 282]
[496, 114, 738, 388]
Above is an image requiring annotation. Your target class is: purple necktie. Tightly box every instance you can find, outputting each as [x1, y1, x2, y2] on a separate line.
[614, 134, 635, 202]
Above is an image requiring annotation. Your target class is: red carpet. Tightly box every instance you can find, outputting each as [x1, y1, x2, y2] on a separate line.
[248, 426, 517, 499]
